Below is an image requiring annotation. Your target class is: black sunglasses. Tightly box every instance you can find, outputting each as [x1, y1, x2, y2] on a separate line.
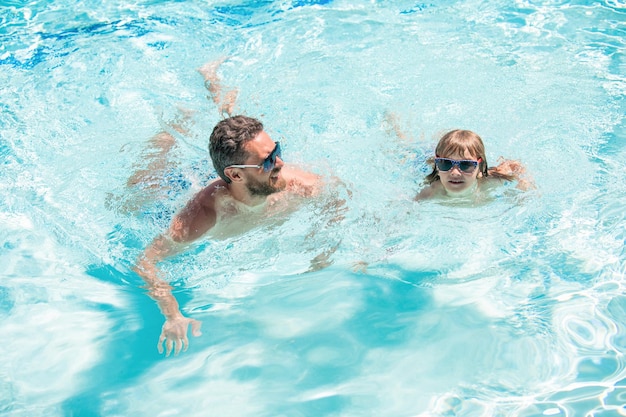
[227, 142, 282, 172]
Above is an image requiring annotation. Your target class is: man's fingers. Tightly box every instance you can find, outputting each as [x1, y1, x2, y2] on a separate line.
[158, 318, 202, 356]
[181, 335, 189, 352]
[165, 339, 174, 357]
[157, 332, 166, 354]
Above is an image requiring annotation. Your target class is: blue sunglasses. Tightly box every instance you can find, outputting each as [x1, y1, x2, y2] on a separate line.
[435, 157, 480, 173]
[228, 142, 282, 172]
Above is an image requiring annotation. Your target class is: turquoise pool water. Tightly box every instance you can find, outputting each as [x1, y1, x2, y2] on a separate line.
[1, 0, 625, 416]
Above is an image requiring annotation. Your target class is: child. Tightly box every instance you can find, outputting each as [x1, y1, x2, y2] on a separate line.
[415, 129, 533, 201]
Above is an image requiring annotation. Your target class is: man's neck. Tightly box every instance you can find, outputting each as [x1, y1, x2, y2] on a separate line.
[228, 184, 268, 207]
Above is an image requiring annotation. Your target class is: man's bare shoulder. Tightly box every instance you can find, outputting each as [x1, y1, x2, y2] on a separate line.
[169, 179, 230, 242]
[282, 164, 323, 196]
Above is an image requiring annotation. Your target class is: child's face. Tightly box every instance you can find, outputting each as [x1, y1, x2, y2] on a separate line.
[437, 150, 481, 196]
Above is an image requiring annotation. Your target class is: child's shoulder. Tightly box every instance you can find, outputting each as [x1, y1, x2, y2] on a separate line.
[414, 181, 443, 201]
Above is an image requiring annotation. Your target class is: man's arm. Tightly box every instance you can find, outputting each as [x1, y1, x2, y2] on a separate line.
[134, 233, 202, 356]
[133, 189, 217, 356]
[283, 164, 324, 197]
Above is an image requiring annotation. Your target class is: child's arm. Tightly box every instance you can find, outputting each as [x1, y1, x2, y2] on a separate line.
[489, 159, 535, 190]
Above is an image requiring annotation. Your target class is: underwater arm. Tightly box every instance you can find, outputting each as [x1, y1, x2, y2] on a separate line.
[304, 174, 352, 271]
[134, 233, 202, 356]
[197, 58, 238, 117]
[383, 111, 413, 142]
[135, 192, 216, 355]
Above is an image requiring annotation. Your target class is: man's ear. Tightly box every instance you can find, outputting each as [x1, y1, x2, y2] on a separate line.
[224, 167, 243, 183]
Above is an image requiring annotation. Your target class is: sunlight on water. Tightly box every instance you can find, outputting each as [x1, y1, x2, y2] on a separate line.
[0, 213, 131, 415]
[1, 0, 625, 416]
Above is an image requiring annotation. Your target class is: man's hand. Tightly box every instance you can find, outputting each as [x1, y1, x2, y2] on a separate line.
[158, 315, 202, 356]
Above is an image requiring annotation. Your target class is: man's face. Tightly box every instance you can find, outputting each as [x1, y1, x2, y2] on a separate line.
[242, 131, 286, 196]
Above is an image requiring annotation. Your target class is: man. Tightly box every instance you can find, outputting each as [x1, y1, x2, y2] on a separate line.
[134, 114, 323, 356]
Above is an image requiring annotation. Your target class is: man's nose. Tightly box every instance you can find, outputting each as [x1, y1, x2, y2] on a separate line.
[275, 156, 285, 168]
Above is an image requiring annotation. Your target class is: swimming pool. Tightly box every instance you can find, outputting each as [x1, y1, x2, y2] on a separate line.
[1, 0, 625, 415]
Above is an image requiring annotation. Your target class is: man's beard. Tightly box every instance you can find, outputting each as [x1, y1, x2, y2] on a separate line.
[246, 170, 286, 197]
